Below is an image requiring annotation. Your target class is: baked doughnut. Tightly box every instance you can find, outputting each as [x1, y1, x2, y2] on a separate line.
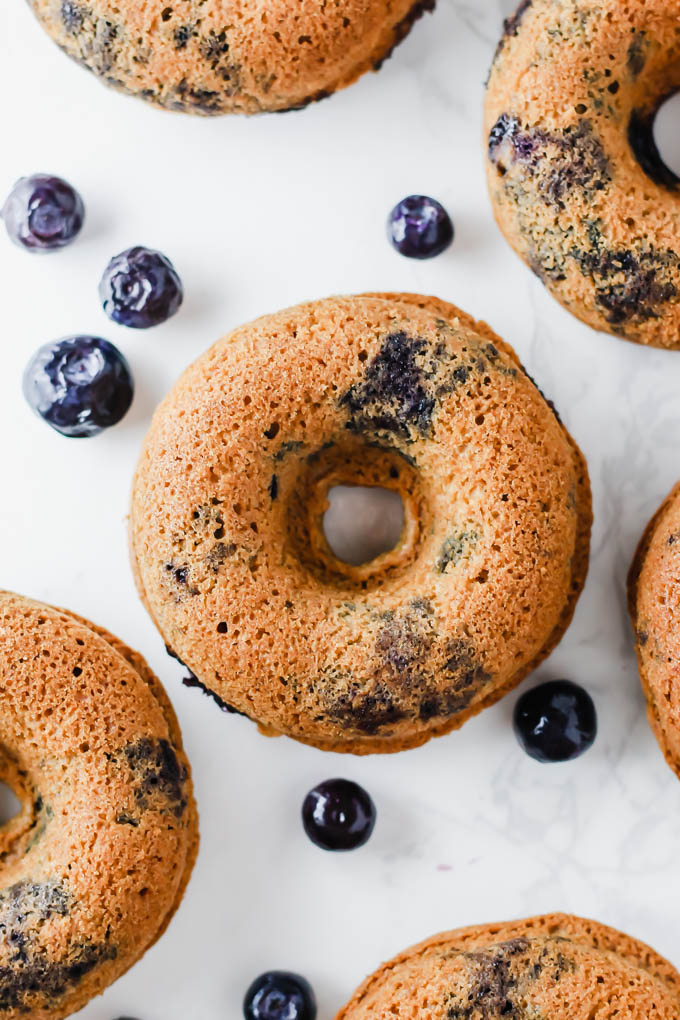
[485, 0, 680, 349]
[27, 0, 435, 114]
[335, 913, 680, 1019]
[628, 481, 680, 778]
[0, 591, 198, 1020]
[130, 292, 591, 754]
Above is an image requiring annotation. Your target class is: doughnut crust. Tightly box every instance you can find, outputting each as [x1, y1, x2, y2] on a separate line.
[628, 481, 680, 778]
[0, 592, 198, 1020]
[485, 0, 680, 349]
[335, 913, 680, 1019]
[26, 0, 435, 114]
[130, 293, 591, 754]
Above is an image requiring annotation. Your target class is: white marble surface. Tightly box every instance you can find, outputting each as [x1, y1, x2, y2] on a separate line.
[1, 2, 680, 1017]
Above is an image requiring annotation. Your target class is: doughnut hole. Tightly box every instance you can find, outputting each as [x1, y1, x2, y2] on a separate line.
[654, 91, 680, 180]
[323, 485, 405, 566]
[287, 441, 427, 587]
[0, 762, 36, 860]
[0, 781, 20, 826]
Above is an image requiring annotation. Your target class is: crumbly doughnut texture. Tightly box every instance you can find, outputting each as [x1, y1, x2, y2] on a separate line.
[628, 481, 680, 778]
[485, 0, 680, 349]
[27, 0, 435, 114]
[130, 293, 591, 754]
[0, 591, 198, 1020]
[335, 913, 680, 1019]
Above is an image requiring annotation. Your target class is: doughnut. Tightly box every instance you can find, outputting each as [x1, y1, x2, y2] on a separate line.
[335, 913, 680, 1019]
[130, 292, 591, 755]
[27, 0, 435, 115]
[0, 591, 198, 1020]
[485, 0, 680, 349]
[628, 481, 680, 779]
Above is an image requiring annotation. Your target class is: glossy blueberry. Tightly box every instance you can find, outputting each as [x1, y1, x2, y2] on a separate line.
[513, 680, 597, 763]
[2, 174, 84, 251]
[23, 336, 134, 438]
[387, 195, 453, 259]
[302, 778, 376, 851]
[243, 971, 316, 1020]
[99, 246, 183, 328]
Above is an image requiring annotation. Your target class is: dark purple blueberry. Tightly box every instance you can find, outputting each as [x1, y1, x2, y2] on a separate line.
[387, 195, 453, 259]
[302, 778, 376, 851]
[99, 246, 183, 328]
[23, 336, 134, 438]
[2, 174, 85, 251]
[513, 680, 597, 763]
[243, 972, 316, 1020]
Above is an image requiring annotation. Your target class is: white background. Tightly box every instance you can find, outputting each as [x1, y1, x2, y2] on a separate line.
[2, 2, 680, 1017]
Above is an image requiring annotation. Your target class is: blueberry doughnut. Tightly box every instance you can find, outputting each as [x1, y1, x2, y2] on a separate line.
[130, 293, 591, 754]
[335, 913, 680, 1019]
[628, 482, 680, 778]
[27, 0, 435, 114]
[485, 0, 680, 349]
[0, 591, 198, 1019]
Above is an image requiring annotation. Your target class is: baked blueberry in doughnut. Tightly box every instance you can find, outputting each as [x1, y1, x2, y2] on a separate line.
[335, 913, 680, 1019]
[0, 592, 198, 1020]
[27, 0, 435, 114]
[485, 0, 680, 349]
[130, 293, 591, 754]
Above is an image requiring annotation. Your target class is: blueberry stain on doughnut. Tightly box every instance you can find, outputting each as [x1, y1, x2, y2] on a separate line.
[366, 606, 492, 729]
[446, 937, 541, 1016]
[0, 940, 118, 1013]
[627, 34, 649, 81]
[29, 0, 436, 115]
[0, 881, 118, 1011]
[435, 531, 478, 574]
[162, 560, 199, 601]
[576, 244, 678, 327]
[60, 2, 86, 34]
[340, 332, 515, 443]
[1, 881, 70, 934]
[488, 116, 611, 208]
[486, 0, 680, 348]
[340, 332, 436, 439]
[122, 738, 189, 819]
[130, 294, 591, 754]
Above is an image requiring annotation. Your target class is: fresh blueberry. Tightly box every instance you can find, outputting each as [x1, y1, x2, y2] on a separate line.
[387, 195, 453, 259]
[302, 778, 376, 851]
[244, 971, 316, 1020]
[99, 246, 183, 328]
[23, 336, 134, 438]
[2, 174, 85, 251]
[513, 680, 597, 763]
